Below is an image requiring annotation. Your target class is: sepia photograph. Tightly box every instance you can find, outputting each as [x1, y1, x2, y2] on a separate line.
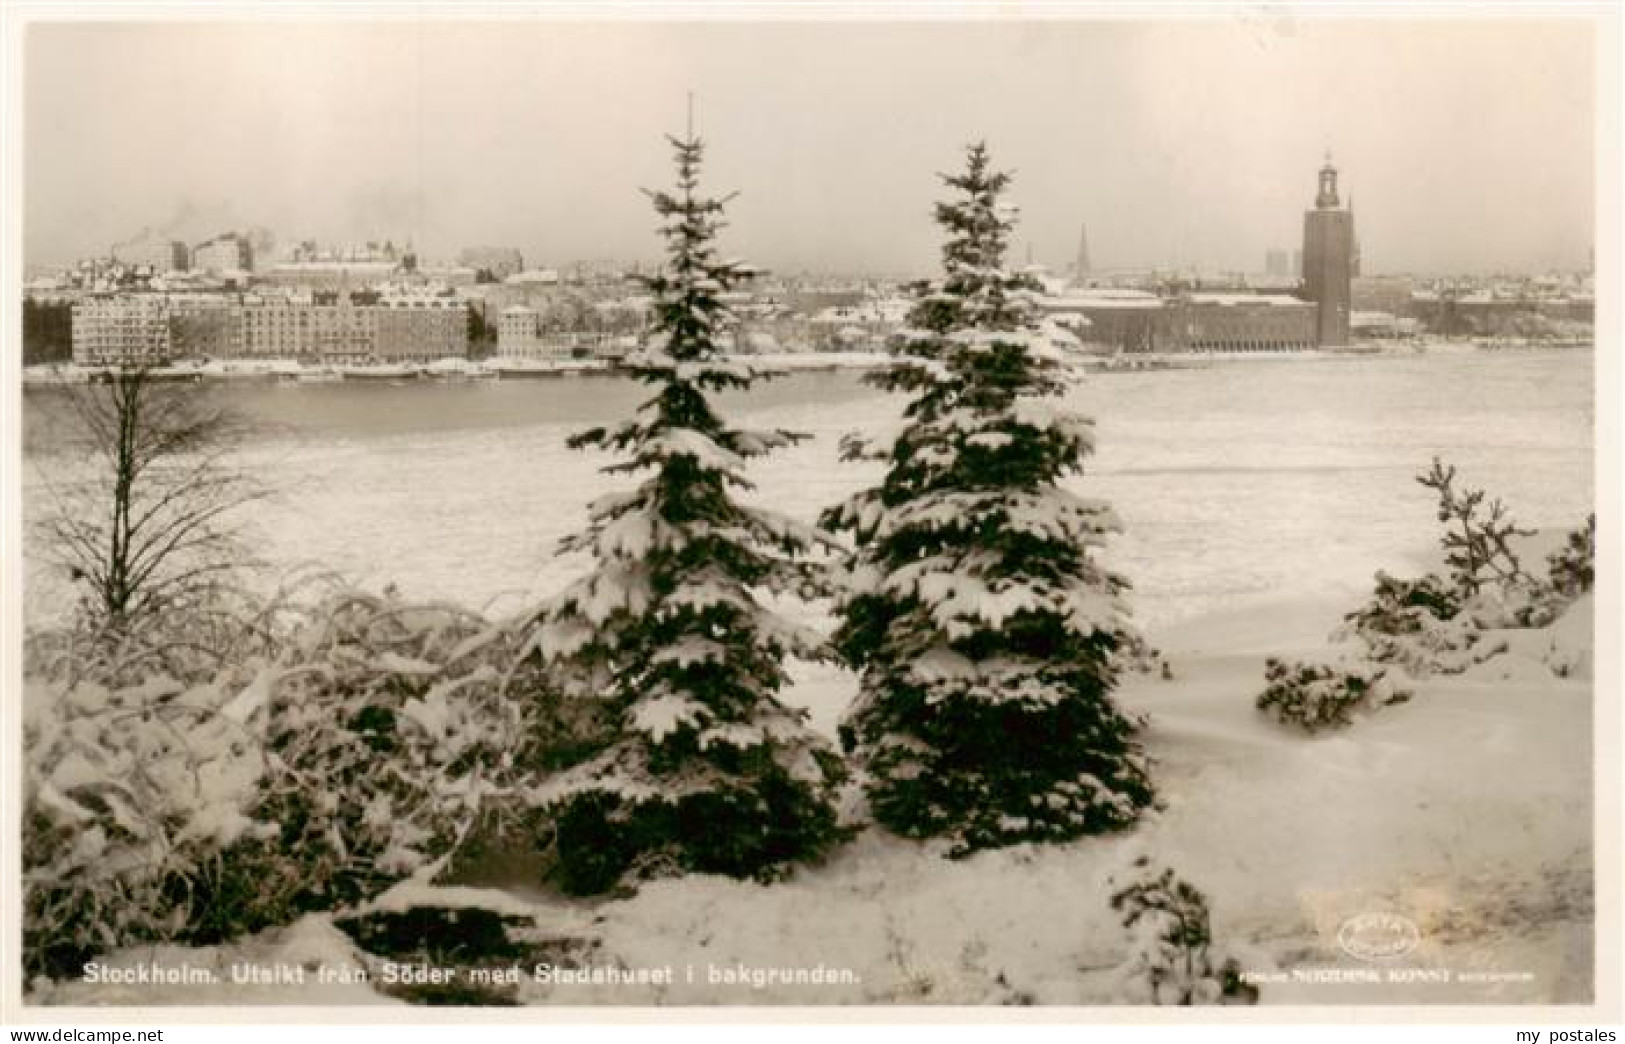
[1, 3, 1619, 1026]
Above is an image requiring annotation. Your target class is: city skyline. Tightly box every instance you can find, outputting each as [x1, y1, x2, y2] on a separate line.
[24, 18, 1596, 276]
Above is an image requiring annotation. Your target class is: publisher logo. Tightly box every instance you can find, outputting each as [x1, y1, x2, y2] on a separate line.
[1336, 913, 1421, 961]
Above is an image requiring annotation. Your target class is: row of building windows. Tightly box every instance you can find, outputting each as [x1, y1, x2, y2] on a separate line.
[72, 300, 471, 365]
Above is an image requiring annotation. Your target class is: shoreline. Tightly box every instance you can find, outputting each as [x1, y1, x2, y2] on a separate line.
[18, 339, 1594, 387]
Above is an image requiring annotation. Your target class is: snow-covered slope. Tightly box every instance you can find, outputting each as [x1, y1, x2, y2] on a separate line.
[32, 588, 1592, 1008]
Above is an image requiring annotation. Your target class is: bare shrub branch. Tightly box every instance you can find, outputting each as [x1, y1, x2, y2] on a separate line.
[34, 367, 266, 630]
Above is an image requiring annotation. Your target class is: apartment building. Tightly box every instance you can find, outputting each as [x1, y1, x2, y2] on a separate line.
[71, 295, 173, 366]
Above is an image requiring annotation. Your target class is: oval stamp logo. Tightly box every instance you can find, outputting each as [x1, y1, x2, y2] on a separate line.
[1337, 913, 1421, 961]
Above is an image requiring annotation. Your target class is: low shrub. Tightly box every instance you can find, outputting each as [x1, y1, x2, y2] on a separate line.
[1255, 658, 1408, 733]
[22, 586, 557, 982]
[1343, 570, 1462, 636]
[1335, 572, 1509, 676]
[22, 601, 284, 981]
[1417, 456, 1534, 598]
[1547, 513, 1595, 599]
[1108, 858, 1258, 1006]
[1331, 462, 1592, 679]
[218, 590, 547, 931]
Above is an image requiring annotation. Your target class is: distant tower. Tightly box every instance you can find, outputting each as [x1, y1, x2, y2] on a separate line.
[1348, 195, 1362, 277]
[1075, 223, 1091, 280]
[1301, 153, 1355, 347]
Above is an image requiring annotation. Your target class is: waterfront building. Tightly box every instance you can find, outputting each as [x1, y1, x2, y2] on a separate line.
[1037, 289, 1164, 352]
[1038, 289, 1315, 353]
[237, 299, 377, 360]
[495, 304, 578, 359]
[72, 291, 466, 366]
[373, 296, 470, 360]
[71, 295, 173, 366]
[497, 304, 543, 357]
[1175, 293, 1316, 351]
[166, 294, 236, 359]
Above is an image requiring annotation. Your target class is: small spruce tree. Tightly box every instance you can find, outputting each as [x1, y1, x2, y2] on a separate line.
[822, 142, 1154, 854]
[525, 134, 845, 895]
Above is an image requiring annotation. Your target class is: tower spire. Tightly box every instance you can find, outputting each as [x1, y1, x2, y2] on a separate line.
[1316, 153, 1341, 210]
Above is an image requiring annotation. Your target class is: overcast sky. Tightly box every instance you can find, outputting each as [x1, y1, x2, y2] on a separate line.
[24, 17, 1596, 276]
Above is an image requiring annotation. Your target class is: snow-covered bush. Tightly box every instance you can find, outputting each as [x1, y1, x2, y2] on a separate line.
[1417, 456, 1534, 598]
[226, 589, 542, 928]
[24, 672, 267, 980]
[22, 598, 289, 981]
[824, 143, 1153, 854]
[1108, 859, 1258, 1006]
[1336, 462, 1590, 676]
[1345, 570, 1463, 634]
[1254, 658, 1408, 733]
[1335, 571, 1501, 676]
[24, 582, 296, 692]
[1547, 513, 1595, 599]
[22, 586, 543, 981]
[524, 134, 847, 896]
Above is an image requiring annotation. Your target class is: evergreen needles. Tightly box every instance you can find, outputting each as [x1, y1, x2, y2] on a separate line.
[525, 135, 846, 895]
[822, 143, 1155, 854]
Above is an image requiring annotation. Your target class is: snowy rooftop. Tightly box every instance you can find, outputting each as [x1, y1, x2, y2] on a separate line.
[270, 261, 398, 273]
[506, 269, 561, 284]
[1186, 293, 1309, 307]
[1046, 289, 1163, 308]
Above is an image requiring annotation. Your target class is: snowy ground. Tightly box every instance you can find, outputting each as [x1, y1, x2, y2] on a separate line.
[29, 576, 1594, 1008]
[21, 351, 1596, 1008]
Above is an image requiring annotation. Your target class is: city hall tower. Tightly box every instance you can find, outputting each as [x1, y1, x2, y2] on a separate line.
[1301, 155, 1355, 347]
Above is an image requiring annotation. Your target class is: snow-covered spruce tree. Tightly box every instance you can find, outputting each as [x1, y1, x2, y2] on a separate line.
[524, 134, 846, 896]
[822, 143, 1154, 854]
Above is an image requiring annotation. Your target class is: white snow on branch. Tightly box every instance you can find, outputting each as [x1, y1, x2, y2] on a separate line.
[639, 428, 747, 476]
[631, 694, 707, 742]
[882, 552, 1124, 639]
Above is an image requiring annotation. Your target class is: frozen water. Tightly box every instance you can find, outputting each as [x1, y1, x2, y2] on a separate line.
[21, 350, 1593, 637]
